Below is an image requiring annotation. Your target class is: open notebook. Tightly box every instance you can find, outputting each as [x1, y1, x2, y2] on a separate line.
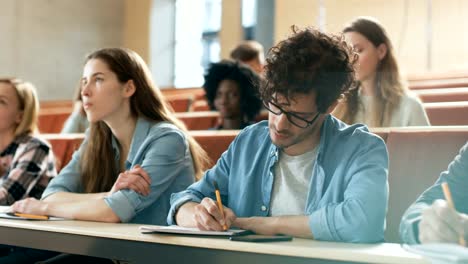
[140, 225, 251, 236]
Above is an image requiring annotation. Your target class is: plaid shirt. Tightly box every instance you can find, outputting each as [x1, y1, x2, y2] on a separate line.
[0, 134, 57, 205]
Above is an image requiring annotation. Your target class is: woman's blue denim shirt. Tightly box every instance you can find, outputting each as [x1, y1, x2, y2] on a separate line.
[43, 118, 195, 225]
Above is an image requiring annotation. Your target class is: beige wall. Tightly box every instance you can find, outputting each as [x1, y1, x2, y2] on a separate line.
[274, 0, 468, 75]
[324, 0, 427, 75]
[274, 0, 319, 41]
[0, 0, 124, 101]
[123, 0, 152, 63]
[219, 0, 242, 59]
[431, 0, 468, 72]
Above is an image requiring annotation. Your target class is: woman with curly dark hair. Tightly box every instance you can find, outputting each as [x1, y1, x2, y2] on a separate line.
[203, 60, 262, 130]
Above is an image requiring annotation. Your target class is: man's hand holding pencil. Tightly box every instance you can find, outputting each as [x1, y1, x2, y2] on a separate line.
[192, 196, 237, 231]
[418, 183, 467, 246]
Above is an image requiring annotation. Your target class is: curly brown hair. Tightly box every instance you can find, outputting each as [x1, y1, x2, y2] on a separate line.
[261, 26, 356, 113]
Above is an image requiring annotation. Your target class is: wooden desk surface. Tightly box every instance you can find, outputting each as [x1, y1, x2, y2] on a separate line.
[0, 219, 429, 264]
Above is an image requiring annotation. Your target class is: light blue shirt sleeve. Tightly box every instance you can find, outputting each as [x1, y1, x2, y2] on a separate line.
[106, 131, 191, 223]
[41, 140, 86, 198]
[400, 142, 468, 244]
[309, 135, 389, 243]
[167, 129, 243, 225]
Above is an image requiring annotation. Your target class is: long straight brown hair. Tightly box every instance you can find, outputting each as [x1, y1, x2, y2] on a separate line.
[334, 17, 407, 127]
[80, 48, 209, 193]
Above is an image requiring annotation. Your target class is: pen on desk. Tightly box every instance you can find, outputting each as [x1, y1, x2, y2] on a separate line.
[441, 182, 466, 247]
[13, 213, 49, 220]
[213, 180, 228, 231]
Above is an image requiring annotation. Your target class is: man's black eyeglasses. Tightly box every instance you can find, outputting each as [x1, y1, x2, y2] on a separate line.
[263, 100, 320, 128]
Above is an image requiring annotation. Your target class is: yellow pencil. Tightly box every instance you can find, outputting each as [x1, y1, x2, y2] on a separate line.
[441, 182, 466, 247]
[213, 180, 228, 231]
[14, 213, 49, 220]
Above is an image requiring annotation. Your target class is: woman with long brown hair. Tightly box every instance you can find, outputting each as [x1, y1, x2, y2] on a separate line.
[11, 47, 208, 224]
[333, 17, 430, 127]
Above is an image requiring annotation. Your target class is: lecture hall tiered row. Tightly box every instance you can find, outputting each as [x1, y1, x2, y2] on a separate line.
[38, 72, 468, 243]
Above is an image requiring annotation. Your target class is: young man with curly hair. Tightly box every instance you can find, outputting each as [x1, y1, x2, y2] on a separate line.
[168, 27, 389, 243]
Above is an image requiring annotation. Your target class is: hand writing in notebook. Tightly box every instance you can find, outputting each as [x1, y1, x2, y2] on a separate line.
[419, 199, 468, 245]
[177, 197, 237, 231]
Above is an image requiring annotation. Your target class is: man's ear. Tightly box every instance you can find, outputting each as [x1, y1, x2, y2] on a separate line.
[123, 80, 136, 98]
[325, 100, 340, 115]
[377, 43, 388, 60]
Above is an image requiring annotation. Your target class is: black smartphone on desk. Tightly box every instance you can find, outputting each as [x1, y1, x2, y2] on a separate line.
[229, 234, 293, 242]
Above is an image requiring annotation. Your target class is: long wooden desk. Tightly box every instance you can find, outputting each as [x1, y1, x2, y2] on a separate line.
[0, 219, 429, 264]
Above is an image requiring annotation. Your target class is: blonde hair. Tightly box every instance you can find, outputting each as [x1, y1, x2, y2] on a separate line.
[80, 48, 210, 193]
[334, 17, 407, 127]
[0, 78, 39, 136]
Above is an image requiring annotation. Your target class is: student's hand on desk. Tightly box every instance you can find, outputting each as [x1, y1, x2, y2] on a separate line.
[234, 217, 278, 236]
[109, 165, 152, 196]
[11, 198, 48, 215]
[193, 197, 237, 231]
[419, 199, 468, 244]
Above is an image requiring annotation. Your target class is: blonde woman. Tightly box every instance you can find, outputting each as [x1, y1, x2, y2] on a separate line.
[0, 79, 56, 204]
[333, 17, 430, 127]
[0, 78, 57, 263]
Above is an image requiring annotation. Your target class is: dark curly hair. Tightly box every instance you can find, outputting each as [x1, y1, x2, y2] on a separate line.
[261, 26, 356, 113]
[203, 60, 262, 121]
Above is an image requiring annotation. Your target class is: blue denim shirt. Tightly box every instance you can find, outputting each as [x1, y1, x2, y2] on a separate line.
[43, 117, 195, 225]
[400, 142, 468, 244]
[168, 115, 389, 243]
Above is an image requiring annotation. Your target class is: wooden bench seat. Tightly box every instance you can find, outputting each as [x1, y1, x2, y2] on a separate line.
[415, 87, 468, 102]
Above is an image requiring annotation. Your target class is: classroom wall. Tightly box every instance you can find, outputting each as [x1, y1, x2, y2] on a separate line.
[273, 0, 468, 76]
[274, 0, 319, 42]
[149, 0, 175, 88]
[0, 0, 124, 101]
[123, 0, 152, 64]
[219, 0, 242, 60]
[324, 0, 426, 77]
[2, 1, 468, 97]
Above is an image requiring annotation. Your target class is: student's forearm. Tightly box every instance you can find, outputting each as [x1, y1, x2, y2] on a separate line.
[235, 215, 314, 239]
[175, 202, 198, 227]
[43, 191, 109, 203]
[44, 199, 120, 223]
[274, 215, 314, 238]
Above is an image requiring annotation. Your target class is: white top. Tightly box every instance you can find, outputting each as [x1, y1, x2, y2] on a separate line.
[270, 148, 318, 216]
[355, 92, 430, 127]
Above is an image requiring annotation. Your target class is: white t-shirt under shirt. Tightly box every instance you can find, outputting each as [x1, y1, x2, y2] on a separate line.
[355, 92, 430, 127]
[270, 147, 318, 216]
